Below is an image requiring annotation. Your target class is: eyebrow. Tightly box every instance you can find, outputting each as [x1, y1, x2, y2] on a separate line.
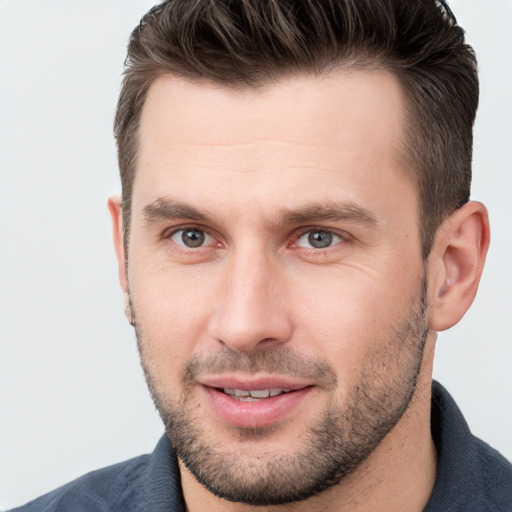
[142, 197, 377, 228]
[143, 198, 215, 224]
[276, 202, 377, 227]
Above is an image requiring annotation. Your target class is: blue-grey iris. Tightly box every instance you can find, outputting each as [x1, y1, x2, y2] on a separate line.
[309, 231, 333, 248]
[182, 229, 205, 247]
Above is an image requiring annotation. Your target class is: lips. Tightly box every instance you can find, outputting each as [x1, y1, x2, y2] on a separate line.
[200, 376, 314, 428]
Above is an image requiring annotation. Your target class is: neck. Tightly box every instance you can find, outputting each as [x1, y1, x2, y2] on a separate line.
[181, 337, 437, 512]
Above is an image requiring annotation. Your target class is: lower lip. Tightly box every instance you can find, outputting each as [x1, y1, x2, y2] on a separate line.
[202, 386, 313, 428]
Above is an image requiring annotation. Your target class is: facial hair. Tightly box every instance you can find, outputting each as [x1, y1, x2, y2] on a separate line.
[131, 275, 429, 506]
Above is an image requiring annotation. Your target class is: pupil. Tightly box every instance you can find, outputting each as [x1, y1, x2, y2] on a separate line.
[308, 231, 332, 248]
[182, 229, 205, 247]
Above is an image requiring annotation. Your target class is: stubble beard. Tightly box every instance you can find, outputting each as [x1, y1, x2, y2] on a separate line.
[131, 275, 429, 506]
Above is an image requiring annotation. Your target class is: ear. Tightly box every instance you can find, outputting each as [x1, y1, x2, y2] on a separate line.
[428, 201, 490, 332]
[108, 196, 133, 324]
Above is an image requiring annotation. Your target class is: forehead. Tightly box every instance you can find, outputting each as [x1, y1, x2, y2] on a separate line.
[134, 70, 415, 223]
[138, 69, 406, 154]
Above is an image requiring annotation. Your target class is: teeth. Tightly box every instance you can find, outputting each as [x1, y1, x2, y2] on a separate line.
[222, 388, 291, 399]
[270, 388, 290, 396]
[250, 389, 270, 398]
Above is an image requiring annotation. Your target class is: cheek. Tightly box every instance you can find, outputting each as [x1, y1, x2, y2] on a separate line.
[293, 266, 422, 379]
[129, 263, 221, 382]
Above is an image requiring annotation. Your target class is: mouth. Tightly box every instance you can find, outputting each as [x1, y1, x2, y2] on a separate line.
[200, 378, 314, 428]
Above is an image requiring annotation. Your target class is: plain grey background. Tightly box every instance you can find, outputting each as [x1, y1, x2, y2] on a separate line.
[1, 1, 511, 509]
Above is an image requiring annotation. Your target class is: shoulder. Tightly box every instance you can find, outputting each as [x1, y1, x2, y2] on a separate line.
[7, 435, 185, 512]
[7, 454, 151, 512]
[426, 381, 512, 511]
[474, 436, 512, 510]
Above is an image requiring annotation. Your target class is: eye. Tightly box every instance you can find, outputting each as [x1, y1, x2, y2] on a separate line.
[296, 230, 343, 249]
[170, 228, 214, 248]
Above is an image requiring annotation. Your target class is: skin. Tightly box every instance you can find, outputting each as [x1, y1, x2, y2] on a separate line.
[109, 70, 489, 511]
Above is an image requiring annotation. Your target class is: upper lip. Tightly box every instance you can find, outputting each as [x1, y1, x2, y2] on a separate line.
[200, 375, 313, 392]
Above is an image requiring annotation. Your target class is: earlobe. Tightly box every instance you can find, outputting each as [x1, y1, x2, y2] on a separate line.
[429, 201, 490, 332]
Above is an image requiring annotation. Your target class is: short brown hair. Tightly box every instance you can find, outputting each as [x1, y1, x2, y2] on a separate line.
[114, 0, 478, 258]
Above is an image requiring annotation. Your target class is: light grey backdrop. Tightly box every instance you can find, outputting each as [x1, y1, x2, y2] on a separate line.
[1, 1, 511, 509]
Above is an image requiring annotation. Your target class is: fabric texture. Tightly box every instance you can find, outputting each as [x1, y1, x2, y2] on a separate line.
[8, 381, 512, 511]
[424, 382, 512, 511]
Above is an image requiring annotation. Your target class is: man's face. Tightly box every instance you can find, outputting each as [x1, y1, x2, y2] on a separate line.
[122, 70, 430, 505]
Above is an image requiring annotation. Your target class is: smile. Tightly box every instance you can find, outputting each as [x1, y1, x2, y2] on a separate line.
[202, 382, 314, 428]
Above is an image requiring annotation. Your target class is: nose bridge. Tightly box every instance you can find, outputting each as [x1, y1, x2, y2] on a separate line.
[208, 242, 291, 351]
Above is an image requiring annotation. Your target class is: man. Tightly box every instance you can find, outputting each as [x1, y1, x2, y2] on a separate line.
[9, 0, 512, 510]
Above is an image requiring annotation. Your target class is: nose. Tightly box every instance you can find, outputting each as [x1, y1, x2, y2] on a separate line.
[207, 248, 293, 352]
